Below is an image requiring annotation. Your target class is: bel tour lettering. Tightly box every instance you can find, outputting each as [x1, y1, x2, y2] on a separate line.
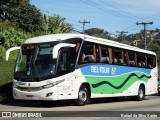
[91, 66, 110, 74]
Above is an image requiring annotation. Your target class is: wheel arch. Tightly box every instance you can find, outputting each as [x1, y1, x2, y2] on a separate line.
[139, 83, 146, 95]
[81, 82, 91, 98]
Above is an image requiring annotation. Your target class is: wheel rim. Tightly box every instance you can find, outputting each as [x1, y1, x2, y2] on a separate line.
[79, 90, 87, 103]
[139, 88, 144, 99]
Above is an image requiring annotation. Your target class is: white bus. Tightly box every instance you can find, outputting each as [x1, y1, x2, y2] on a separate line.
[6, 34, 158, 105]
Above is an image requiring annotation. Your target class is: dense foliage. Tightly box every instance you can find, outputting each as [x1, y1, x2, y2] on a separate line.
[0, 0, 73, 92]
[0, 0, 73, 56]
[85, 28, 113, 39]
[48, 15, 72, 34]
[0, 0, 73, 35]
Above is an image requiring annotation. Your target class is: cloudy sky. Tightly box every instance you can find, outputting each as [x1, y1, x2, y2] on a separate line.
[30, 0, 160, 34]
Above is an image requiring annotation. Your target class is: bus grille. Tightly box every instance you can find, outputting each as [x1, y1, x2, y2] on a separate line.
[15, 86, 43, 92]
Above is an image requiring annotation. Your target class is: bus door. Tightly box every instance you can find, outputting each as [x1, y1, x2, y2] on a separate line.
[57, 47, 76, 99]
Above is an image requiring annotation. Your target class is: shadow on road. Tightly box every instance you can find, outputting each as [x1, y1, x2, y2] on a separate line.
[0, 95, 146, 108]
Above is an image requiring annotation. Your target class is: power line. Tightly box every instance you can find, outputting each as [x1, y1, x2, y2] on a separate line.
[72, 28, 83, 33]
[120, 24, 140, 33]
[79, 19, 90, 34]
[136, 21, 153, 49]
[41, 9, 95, 31]
[99, 0, 141, 21]
[80, 0, 136, 23]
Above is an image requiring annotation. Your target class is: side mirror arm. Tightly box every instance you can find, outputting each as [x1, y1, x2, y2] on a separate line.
[52, 43, 75, 59]
[6, 46, 20, 61]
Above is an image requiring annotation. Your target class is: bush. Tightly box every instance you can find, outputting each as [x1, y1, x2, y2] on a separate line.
[0, 46, 6, 60]
[0, 27, 32, 49]
[0, 50, 17, 101]
[0, 27, 32, 101]
[0, 51, 17, 87]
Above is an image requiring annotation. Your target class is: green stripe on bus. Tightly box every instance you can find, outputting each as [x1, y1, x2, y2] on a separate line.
[85, 72, 150, 94]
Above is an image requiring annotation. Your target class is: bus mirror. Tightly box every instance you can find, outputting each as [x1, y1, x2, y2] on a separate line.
[52, 43, 76, 59]
[6, 46, 20, 61]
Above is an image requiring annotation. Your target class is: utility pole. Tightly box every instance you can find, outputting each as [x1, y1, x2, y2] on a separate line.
[79, 19, 90, 34]
[136, 21, 153, 49]
[116, 31, 128, 43]
[44, 11, 49, 34]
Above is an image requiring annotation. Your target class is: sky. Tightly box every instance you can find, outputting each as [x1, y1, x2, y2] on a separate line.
[30, 0, 160, 34]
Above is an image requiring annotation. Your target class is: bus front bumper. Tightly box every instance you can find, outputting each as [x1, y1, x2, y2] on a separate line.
[13, 87, 57, 101]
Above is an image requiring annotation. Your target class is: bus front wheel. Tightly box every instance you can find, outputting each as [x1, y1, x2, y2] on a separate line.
[136, 86, 145, 101]
[75, 85, 89, 106]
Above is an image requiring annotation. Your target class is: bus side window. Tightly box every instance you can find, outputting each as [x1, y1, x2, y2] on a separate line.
[113, 49, 123, 65]
[147, 55, 156, 69]
[128, 52, 136, 66]
[58, 48, 71, 76]
[123, 51, 127, 65]
[153, 56, 156, 68]
[137, 54, 146, 68]
[78, 42, 96, 64]
[99, 46, 109, 63]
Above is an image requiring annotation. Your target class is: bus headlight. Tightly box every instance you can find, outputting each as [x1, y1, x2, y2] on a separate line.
[42, 79, 65, 88]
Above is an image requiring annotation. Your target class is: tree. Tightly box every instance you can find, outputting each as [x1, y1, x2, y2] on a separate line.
[0, 0, 28, 20]
[1, 0, 73, 35]
[0, 27, 32, 59]
[85, 28, 111, 39]
[0, 27, 32, 49]
[47, 15, 73, 34]
[0, 0, 45, 34]
[10, 3, 45, 34]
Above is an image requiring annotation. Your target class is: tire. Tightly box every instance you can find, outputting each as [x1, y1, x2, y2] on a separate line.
[136, 86, 145, 101]
[158, 92, 160, 96]
[75, 85, 89, 106]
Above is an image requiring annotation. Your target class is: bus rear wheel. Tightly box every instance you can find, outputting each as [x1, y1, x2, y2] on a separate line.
[75, 85, 89, 106]
[136, 86, 145, 101]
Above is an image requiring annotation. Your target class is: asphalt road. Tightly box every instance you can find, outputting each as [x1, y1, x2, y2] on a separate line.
[0, 95, 160, 120]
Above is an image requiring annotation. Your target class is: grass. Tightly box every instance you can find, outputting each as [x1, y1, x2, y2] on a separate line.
[0, 51, 18, 101]
[0, 60, 15, 86]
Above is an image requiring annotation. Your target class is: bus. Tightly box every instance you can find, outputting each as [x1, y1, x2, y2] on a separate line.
[6, 33, 158, 106]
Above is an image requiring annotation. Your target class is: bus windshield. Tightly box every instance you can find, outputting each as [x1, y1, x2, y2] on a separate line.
[14, 42, 59, 81]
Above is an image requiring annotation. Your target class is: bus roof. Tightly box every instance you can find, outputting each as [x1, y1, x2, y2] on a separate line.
[24, 33, 156, 56]
[24, 34, 84, 43]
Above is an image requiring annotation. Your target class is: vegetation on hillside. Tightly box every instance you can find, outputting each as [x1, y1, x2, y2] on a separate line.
[0, 0, 73, 92]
